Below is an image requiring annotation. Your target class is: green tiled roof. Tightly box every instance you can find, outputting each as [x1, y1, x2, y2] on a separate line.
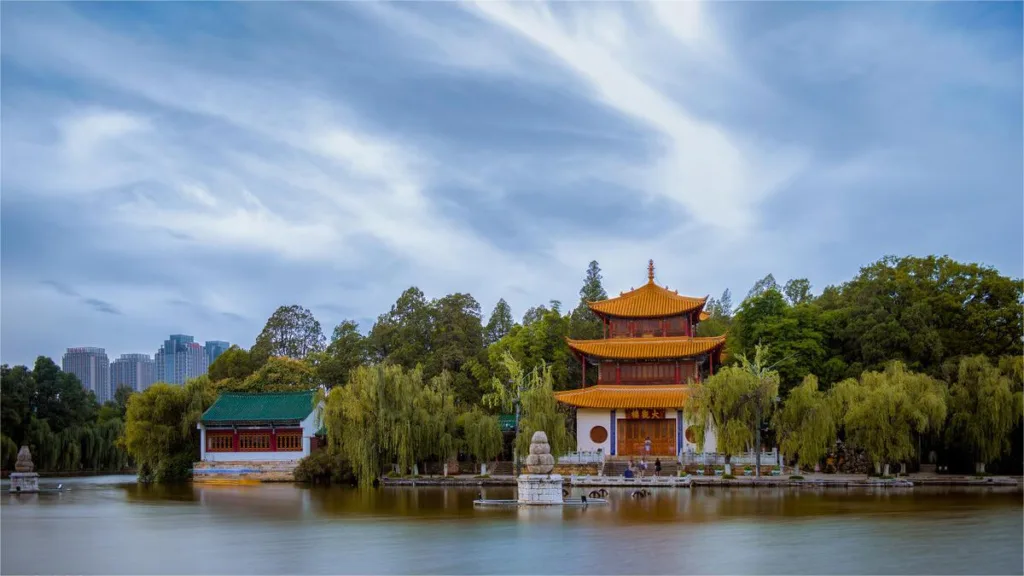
[499, 414, 516, 432]
[201, 391, 316, 424]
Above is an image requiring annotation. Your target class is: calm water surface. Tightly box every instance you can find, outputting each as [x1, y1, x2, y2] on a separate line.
[2, 475, 1021, 575]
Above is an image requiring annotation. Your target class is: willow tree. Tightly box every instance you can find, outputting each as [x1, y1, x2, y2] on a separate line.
[323, 364, 460, 485]
[946, 356, 1024, 473]
[123, 377, 214, 482]
[685, 344, 780, 475]
[835, 361, 947, 476]
[457, 408, 503, 470]
[413, 371, 459, 467]
[483, 351, 570, 467]
[772, 375, 837, 472]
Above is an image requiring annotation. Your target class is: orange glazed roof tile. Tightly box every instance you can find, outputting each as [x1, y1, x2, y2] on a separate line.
[699, 311, 710, 322]
[566, 336, 726, 360]
[588, 261, 707, 318]
[554, 385, 690, 409]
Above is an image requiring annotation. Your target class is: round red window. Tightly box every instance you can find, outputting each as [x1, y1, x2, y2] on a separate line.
[590, 426, 608, 443]
[684, 427, 696, 444]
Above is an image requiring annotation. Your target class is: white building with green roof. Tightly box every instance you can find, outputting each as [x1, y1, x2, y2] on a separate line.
[197, 391, 323, 467]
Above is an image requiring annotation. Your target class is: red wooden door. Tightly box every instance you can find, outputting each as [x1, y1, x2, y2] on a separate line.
[616, 419, 676, 455]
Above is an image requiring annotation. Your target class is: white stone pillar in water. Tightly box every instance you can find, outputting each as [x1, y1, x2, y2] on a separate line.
[481, 463, 487, 475]
[517, 431, 563, 505]
[9, 446, 39, 494]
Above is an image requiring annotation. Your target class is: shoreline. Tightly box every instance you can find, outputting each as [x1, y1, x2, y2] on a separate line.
[381, 474, 1022, 489]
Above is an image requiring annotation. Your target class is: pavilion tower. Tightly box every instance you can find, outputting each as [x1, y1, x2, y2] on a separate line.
[554, 260, 724, 457]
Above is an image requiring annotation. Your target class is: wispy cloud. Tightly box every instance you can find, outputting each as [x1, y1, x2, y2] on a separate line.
[1, 2, 1019, 365]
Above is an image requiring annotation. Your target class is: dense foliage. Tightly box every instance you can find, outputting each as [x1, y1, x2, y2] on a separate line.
[685, 345, 780, 463]
[9, 254, 1022, 480]
[1, 358, 131, 473]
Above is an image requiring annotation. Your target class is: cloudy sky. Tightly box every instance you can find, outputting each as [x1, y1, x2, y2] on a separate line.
[1, 2, 1021, 367]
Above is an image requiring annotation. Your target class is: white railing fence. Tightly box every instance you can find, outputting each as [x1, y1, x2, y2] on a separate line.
[679, 449, 780, 467]
[558, 450, 606, 465]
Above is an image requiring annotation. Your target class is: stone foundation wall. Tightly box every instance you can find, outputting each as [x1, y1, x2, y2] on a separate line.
[553, 463, 601, 476]
[517, 474, 564, 504]
[193, 460, 300, 483]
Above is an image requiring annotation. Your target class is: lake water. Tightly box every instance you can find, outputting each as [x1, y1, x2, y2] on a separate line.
[2, 475, 1021, 575]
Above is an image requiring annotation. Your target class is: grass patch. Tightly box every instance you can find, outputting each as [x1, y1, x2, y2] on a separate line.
[474, 474, 491, 479]
[789, 475, 805, 480]
[722, 474, 736, 480]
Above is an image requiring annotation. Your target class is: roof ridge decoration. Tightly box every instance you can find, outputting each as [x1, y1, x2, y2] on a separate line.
[586, 260, 708, 318]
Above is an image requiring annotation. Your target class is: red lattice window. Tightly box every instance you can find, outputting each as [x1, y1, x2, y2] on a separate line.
[239, 433, 271, 452]
[207, 434, 233, 452]
[276, 433, 303, 452]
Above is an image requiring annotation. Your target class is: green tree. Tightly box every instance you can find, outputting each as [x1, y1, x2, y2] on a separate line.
[31, 356, 98, 432]
[457, 408, 504, 467]
[426, 293, 483, 380]
[252, 305, 326, 362]
[523, 300, 560, 326]
[1, 364, 35, 445]
[483, 351, 571, 463]
[208, 346, 258, 383]
[311, 320, 368, 388]
[225, 356, 318, 393]
[488, 306, 572, 389]
[746, 274, 779, 300]
[824, 256, 1022, 375]
[122, 377, 215, 482]
[732, 290, 825, 394]
[946, 356, 1024, 473]
[568, 262, 607, 386]
[697, 289, 733, 338]
[484, 299, 515, 346]
[367, 287, 433, 366]
[718, 288, 733, 318]
[783, 278, 813, 306]
[685, 345, 780, 471]
[771, 375, 837, 471]
[322, 364, 462, 484]
[835, 361, 947, 475]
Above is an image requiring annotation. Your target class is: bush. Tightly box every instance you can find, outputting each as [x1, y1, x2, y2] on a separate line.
[722, 474, 736, 480]
[153, 452, 195, 483]
[789, 475, 805, 480]
[294, 449, 355, 485]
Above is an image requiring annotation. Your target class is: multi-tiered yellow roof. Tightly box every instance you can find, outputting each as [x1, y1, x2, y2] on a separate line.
[556, 260, 725, 409]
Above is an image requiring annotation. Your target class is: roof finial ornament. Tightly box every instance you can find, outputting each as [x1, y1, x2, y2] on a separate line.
[647, 259, 655, 283]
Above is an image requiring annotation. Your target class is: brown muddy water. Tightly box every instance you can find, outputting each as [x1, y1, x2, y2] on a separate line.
[1, 475, 1021, 575]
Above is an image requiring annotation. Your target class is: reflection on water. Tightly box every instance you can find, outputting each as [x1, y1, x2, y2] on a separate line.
[2, 475, 1021, 575]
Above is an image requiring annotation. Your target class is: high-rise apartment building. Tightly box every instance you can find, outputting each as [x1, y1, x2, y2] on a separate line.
[154, 335, 210, 385]
[111, 353, 156, 393]
[205, 340, 231, 366]
[62, 347, 111, 402]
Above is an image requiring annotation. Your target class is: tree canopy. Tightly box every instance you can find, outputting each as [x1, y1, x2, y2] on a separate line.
[946, 356, 1024, 469]
[834, 361, 947, 473]
[685, 345, 780, 461]
[252, 305, 326, 362]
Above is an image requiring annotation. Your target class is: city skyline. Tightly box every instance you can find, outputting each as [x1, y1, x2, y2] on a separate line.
[54, 334, 232, 399]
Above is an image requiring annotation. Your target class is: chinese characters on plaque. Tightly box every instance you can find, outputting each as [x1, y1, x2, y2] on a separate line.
[625, 408, 666, 420]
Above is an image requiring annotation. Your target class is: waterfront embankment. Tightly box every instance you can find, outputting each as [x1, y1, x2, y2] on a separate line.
[381, 473, 1022, 489]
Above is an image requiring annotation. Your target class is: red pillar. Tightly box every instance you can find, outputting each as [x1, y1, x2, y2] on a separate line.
[270, 428, 277, 452]
[662, 319, 667, 337]
[581, 356, 586, 388]
[616, 363, 621, 385]
[709, 352, 714, 377]
[232, 429, 239, 452]
[674, 362, 680, 384]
